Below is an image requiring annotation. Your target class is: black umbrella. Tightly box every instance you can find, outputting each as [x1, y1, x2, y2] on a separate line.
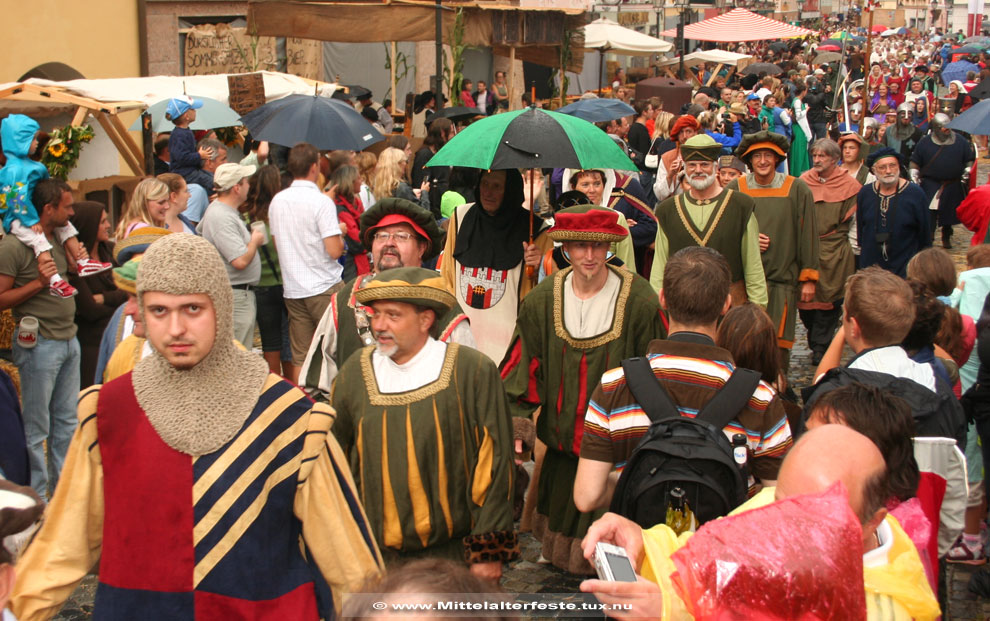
[769, 41, 789, 52]
[948, 99, 990, 134]
[430, 106, 485, 123]
[240, 94, 385, 151]
[952, 46, 983, 56]
[344, 84, 372, 99]
[968, 79, 990, 100]
[741, 62, 783, 76]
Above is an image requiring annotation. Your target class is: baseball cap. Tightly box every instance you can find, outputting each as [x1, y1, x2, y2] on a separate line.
[166, 95, 204, 120]
[213, 163, 257, 192]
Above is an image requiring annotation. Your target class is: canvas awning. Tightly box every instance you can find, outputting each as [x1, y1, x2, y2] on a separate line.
[247, 0, 586, 72]
[582, 18, 674, 55]
[657, 49, 753, 70]
[0, 72, 338, 176]
[660, 8, 815, 42]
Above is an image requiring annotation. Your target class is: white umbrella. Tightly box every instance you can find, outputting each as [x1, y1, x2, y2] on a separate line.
[582, 18, 674, 92]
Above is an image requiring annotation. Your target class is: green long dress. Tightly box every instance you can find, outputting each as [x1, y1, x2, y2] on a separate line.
[790, 98, 811, 177]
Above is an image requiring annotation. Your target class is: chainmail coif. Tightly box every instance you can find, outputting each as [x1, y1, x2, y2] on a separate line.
[132, 234, 270, 456]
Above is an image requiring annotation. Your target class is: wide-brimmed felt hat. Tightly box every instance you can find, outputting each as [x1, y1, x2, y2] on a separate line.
[718, 155, 747, 173]
[112, 256, 142, 295]
[681, 134, 723, 162]
[360, 198, 445, 260]
[736, 130, 790, 162]
[837, 132, 867, 153]
[866, 146, 904, 169]
[727, 102, 749, 116]
[354, 267, 455, 315]
[548, 205, 627, 243]
[113, 227, 172, 265]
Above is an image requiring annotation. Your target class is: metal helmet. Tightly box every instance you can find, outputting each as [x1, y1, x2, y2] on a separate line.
[930, 112, 951, 132]
[896, 102, 913, 116]
[863, 117, 880, 131]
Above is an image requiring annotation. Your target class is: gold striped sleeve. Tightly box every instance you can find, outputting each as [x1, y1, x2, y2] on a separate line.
[295, 402, 383, 614]
[11, 388, 105, 621]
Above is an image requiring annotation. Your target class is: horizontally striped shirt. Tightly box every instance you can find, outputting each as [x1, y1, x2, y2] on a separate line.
[581, 336, 792, 483]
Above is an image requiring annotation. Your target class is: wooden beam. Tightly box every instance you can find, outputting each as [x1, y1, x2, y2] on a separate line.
[706, 64, 723, 87]
[108, 113, 145, 169]
[71, 107, 89, 127]
[95, 112, 144, 176]
[508, 46, 516, 111]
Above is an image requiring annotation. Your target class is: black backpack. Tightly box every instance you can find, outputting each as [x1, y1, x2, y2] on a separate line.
[609, 357, 761, 529]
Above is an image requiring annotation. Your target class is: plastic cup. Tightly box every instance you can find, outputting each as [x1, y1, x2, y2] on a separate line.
[250, 221, 268, 245]
[17, 316, 39, 349]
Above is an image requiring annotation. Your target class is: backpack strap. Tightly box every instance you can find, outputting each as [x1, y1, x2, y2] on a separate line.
[696, 367, 762, 432]
[621, 357, 680, 423]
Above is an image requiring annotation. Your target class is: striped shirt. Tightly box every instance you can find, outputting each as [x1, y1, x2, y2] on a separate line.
[581, 336, 792, 482]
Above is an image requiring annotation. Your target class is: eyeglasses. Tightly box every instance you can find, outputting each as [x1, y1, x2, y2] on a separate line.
[373, 231, 415, 243]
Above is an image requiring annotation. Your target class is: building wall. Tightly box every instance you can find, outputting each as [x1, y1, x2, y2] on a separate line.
[4, 0, 140, 81]
[146, 1, 248, 76]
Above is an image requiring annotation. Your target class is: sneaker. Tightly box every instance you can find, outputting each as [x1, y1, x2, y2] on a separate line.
[948, 536, 987, 565]
[76, 258, 112, 277]
[49, 279, 78, 299]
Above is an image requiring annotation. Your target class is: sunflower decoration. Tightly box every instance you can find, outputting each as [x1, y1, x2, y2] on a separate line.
[41, 124, 95, 180]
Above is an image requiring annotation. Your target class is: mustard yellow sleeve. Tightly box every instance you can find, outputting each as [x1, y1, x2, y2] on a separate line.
[11, 388, 105, 621]
[439, 205, 462, 294]
[295, 402, 384, 611]
[640, 524, 695, 621]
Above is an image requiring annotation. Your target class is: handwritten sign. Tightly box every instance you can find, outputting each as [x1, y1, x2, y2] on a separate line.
[286, 38, 323, 80]
[184, 24, 278, 76]
[227, 73, 267, 116]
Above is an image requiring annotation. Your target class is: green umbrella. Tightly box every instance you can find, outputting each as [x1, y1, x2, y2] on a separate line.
[426, 106, 636, 171]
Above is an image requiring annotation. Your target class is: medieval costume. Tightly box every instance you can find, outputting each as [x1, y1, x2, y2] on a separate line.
[331, 268, 518, 566]
[911, 123, 975, 246]
[560, 168, 657, 276]
[731, 132, 820, 373]
[501, 207, 665, 574]
[651, 135, 768, 308]
[11, 234, 383, 621]
[881, 104, 924, 163]
[439, 170, 552, 363]
[798, 163, 861, 363]
[300, 198, 472, 400]
[654, 115, 701, 203]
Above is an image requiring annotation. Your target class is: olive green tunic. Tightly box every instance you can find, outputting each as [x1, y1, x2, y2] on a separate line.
[331, 343, 516, 563]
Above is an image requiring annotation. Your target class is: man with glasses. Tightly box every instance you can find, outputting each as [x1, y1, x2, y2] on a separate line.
[857, 148, 931, 276]
[300, 198, 474, 401]
[650, 134, 768, 309]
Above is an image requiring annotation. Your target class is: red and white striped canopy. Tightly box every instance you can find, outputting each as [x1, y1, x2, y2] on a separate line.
[660, 8, 816, 42]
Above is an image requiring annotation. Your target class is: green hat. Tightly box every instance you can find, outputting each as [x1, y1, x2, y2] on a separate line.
[735, 130, 790, 163]
[354, 267, 456, 315]
[113, 227, 172, 265]
[360, 198, 445, 260]
[112, 257, 141, 295]
[680, 134, 722, 162]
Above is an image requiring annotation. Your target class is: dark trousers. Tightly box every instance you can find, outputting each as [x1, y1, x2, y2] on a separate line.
[799, 300, 844, 358]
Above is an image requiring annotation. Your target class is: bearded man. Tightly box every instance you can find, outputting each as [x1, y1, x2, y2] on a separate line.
[331, 267, 517, 581]
[880, 103, 924, 162]
[651, 134, 768, 308]
[910, 113, 975, 248]
[300, 198, 472, 400]
[11, 234, 383, 620]
[798, 138, 861, 365]
[501, 205, 664, 574]
[858, 148, 931, 276]
[729, 131, 819, 373]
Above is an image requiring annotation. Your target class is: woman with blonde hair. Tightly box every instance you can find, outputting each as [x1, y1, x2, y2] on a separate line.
[116, 177, 170, 238]
[369, 147, 430, 210]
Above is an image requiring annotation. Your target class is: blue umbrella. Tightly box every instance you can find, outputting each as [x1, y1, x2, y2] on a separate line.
[239, 94, 384, 151]
[557, 99, 636, 123]
[129, 96, 241, 132]
[942, 60, 980, 86]
[948, 99, 990, 135]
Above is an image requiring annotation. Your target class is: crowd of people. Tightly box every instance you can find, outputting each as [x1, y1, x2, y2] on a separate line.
[1, 25, 990, 620]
